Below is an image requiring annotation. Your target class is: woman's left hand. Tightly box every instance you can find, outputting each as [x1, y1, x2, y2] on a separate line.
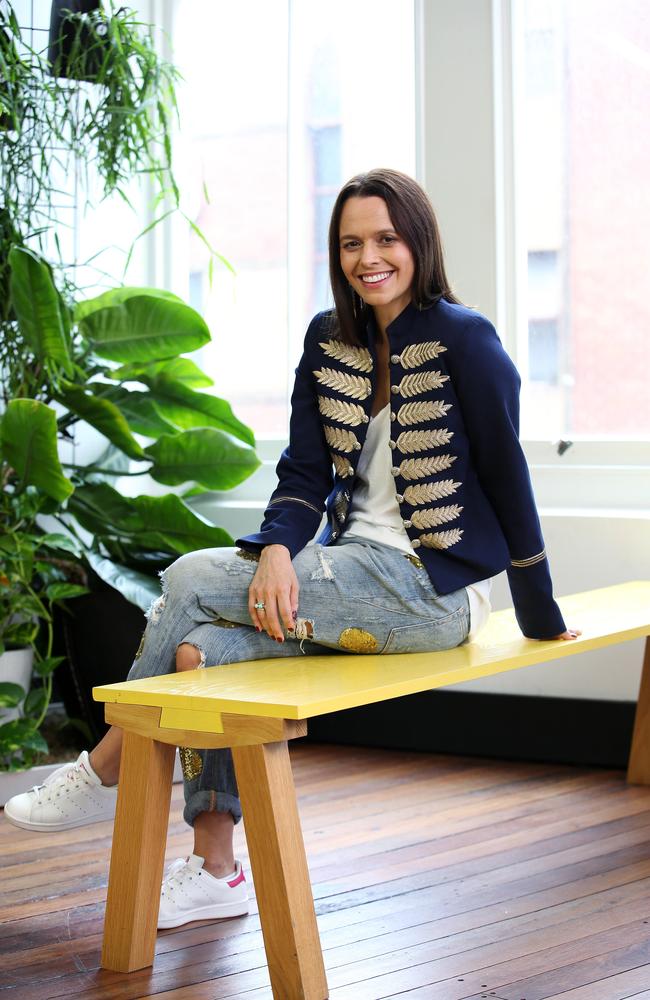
[548, 628, 582, 641]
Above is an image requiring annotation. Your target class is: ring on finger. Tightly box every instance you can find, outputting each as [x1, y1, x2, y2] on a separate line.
[254, 600, 266, 611]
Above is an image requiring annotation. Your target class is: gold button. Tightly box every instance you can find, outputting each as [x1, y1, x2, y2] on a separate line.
[390, 354, 400, 364]
[391, 467, 400, 476]
[390, 411, 397, 421]
[389, 440, 396, 449]
[363, 414, 369, 423]
[395, 493, 403, 503]
[412, 539, 422, 549]
[403, 519, 412, 528]
[390, 385, 399, 394]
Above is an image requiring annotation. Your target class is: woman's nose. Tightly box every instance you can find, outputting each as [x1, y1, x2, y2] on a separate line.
[360, 242, 380, 267]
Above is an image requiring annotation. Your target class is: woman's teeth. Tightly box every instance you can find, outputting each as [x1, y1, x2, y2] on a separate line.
[361, 271, 392, 284]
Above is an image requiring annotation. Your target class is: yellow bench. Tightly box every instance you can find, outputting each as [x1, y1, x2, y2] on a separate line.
[93, 581, 650, 1000]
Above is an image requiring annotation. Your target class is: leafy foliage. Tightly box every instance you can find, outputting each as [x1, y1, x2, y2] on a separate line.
[0, 3, 259, 769]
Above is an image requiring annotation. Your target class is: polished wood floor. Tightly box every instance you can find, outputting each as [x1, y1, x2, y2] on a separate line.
[2, 743, 650, 999]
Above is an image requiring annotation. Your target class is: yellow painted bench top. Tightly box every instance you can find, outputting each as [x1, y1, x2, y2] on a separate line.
[93, 581, 650, 722]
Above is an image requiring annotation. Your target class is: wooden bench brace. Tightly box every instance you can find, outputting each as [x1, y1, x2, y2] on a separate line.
[93, 581, 650, 1000]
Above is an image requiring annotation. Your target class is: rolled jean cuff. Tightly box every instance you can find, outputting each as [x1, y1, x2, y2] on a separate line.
[183, 790, 243, 827]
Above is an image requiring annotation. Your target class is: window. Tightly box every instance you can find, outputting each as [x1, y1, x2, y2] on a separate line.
[516, 0, 650, 440]
[173, 0, 416, 437]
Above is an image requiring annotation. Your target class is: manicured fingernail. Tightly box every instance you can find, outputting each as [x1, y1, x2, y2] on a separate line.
[256, 626, 262, 632]
[292, 610, 298, 620]
[276, 637, 283, 643]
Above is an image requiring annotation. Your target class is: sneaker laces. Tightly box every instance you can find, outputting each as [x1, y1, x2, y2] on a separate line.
[31, 760, 87, 802]
[161, 858, 195, 897]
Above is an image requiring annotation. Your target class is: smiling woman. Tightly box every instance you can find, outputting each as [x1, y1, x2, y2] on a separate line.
[3, 167, 578, 934]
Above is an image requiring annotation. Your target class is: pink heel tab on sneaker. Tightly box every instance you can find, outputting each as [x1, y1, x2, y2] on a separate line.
[227, 863, 246, 888]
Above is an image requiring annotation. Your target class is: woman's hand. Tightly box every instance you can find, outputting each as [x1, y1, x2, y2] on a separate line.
[248, 544, 299, 641]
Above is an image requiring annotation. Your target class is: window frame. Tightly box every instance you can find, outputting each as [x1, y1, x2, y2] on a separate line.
[149, 0, 649, 514]
[420, 0, 649, 512]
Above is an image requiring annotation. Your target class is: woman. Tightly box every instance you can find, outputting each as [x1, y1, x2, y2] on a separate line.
[4, 169, 579, 928]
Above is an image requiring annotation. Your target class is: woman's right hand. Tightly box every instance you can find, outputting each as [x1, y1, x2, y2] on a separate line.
[248, 544, 299, 641]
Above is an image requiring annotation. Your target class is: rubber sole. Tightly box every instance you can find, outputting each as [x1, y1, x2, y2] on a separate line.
[158, 899, 250, 929]
[2, 804, 116, 832]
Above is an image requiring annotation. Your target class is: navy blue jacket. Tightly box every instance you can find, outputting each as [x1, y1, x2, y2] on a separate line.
[239, 298, 566, 639]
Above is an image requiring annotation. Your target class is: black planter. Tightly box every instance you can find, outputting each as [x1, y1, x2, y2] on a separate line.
[47, 0, 109, 82]
[55, 570, 147, 742]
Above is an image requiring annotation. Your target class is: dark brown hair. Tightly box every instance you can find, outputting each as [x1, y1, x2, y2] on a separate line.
[328, 168, 461, 345]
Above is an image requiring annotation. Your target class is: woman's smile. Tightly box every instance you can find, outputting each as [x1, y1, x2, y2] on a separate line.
[360, 270, 394, 286]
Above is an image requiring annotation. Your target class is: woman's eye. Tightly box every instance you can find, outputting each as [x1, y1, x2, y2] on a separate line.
[381, 235, 397, 244]
[342, 241, 359, 250]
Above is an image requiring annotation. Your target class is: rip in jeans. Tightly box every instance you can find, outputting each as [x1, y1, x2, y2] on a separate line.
[310, 548, 334, 581]
[145, 569, 169, 623]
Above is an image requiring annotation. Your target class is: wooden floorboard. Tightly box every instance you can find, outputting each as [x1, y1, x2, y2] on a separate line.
[1, 743, 650, 999]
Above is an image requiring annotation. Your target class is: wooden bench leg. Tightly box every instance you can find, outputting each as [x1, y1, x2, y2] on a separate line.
[233, 741, 328, 1000]
[628, 637, 650, 785]
[101, 731, 175, 972]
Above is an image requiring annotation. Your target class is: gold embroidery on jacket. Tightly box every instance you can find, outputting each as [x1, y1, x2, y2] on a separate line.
[397, 400, 452, 426]
[319, 340, 372, 372]
[393, 370, 449, 398]
[396, 428, 454, 453]
[314, 367, 371, 399]
[409, 504, 463, 529]
[397, 341, 447, 369]
[511, 549, 546, 568]
[397, 454, 457, 480]
[332, 453, 354, 477]
[318, 396, 368, 426]
[419, 528, 464, 550]
[324, 425, 361, 453]
[403, 480, 462, 505]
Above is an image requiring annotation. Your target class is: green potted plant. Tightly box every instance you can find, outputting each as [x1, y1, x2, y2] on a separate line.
[0, 4, 260, 759]
[0, 486, 88, 771]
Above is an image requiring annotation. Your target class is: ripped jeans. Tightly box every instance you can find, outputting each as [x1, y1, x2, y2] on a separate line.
[127, 536, 470, 827]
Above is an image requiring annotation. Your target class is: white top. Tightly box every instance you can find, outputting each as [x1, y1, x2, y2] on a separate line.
[341, 405, 491, 640]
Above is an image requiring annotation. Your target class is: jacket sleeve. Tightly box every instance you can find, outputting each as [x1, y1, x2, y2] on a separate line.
[451, 314, 566, 639]
[236, 314, 334, 559]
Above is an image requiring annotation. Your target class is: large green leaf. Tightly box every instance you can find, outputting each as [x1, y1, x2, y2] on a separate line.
[90, 384, 178, 438]
[84, 552, 160, 611]
[55, 383, 146, 460]
[145, 428, 260, 489]
[77, 290, 211, 363]
[113, 357, 214, 388]
[67, 482, 140, 538]
[0, 399, 74, 502]
[68, 483, 233, 556]
[8, 247, 72, 373]
[74, 286, 183, 321]
[141, 373, 255, 446]
[130, 494, 233, 554]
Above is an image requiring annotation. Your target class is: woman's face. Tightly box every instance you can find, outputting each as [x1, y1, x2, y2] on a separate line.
[339, 195, 415, 329]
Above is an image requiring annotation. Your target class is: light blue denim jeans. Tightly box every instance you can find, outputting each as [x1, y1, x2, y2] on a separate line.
[127, 537, 470, 827]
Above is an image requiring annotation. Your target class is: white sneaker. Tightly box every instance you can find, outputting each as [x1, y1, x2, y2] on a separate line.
[2, 751, 117, 831]
[158, 854, 249, 929]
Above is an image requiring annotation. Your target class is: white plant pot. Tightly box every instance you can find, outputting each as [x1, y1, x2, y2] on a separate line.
[0, 648, 34, 723]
